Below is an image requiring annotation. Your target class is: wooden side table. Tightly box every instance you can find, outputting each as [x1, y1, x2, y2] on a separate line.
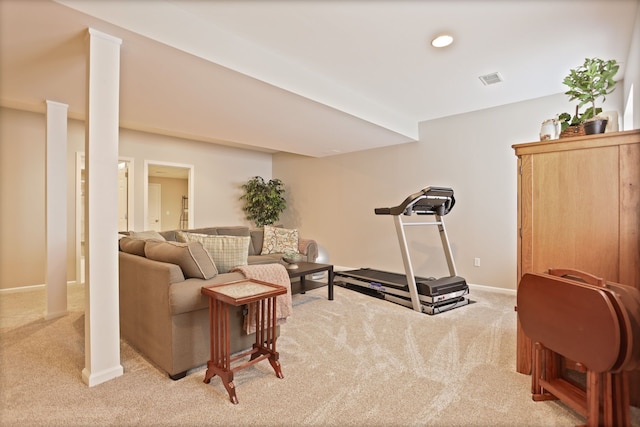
[201, 279, 287, 404]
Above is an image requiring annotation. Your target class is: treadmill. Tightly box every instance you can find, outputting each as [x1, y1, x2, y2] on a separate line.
[335, 186, 469, 315]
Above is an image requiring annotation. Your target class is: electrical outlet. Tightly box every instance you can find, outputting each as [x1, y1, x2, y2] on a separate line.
[474, 257, 481, 267]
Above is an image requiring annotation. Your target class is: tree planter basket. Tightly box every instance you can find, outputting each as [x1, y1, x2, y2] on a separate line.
[560, 124, 585, 139]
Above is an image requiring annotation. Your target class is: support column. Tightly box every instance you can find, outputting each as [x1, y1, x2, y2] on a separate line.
[82, 28, 123, 387]
[45, 100, 69, 320]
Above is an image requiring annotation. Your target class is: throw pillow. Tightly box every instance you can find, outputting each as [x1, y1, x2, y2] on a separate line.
[175, 230, 189, 243]
[261, 225, 299, 255]
[144, 240, 218, 280]
[128, 230, 166, 241]
[119, 236, 147, 257]
[180, 233, 250, 274]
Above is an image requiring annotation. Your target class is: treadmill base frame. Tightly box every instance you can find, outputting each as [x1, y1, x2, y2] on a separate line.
[335, 276, 471, 315]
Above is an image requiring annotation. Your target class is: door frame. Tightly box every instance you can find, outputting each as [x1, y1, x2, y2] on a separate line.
[147, 182, 162, 231]
[75, 153, 134, 285]
[143, 160, 194, 231]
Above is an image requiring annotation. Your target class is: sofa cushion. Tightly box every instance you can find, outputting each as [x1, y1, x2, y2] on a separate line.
[170, 272, 246, 315]
[179, 232, 250, 274]
[184, 227, 219, 236]
[247, 254, 283, 265]
[129, 230, 166, 241]
[261, 225, 299, 255]
[119, 236, 147, 257]
[144, 240, 218, 280]
[249, 228, 263, 256]
[159, 230, 178, 241]
[215, 226, 250, 237]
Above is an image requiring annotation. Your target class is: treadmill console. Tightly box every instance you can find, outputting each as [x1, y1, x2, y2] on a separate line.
[375, 186, 456, 216]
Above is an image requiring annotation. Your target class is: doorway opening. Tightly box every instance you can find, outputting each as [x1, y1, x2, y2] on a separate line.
[75, 153, 134, 285]
[144, 160, 194, 232]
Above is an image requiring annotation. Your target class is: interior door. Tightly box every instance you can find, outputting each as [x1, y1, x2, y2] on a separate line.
[148, 183, 162, 231]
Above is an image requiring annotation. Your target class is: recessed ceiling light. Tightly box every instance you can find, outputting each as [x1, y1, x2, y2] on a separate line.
[431, 34, 453, 48]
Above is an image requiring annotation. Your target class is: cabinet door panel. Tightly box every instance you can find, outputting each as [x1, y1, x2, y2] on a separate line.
[530, 147, 619, 280]
[620, 143, 640, 289]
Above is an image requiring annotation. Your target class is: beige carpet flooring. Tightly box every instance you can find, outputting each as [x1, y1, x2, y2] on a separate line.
[1, 283, 638, 426]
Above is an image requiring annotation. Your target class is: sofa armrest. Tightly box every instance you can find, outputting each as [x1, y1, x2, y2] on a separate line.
[118, 251, 185, 374]
[298, 238, 318, 263]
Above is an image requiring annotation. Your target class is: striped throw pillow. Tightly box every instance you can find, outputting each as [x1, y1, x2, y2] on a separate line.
[180, 232, 250, 273]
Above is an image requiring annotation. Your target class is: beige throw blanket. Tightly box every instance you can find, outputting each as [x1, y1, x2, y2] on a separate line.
[231, 264, 293, 334]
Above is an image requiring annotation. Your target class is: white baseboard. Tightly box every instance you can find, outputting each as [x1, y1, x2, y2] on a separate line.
[0, 283, 45, 294]
[44, 309, 69, 320]
[0, 281, 81, 294]
[82, 365, 124, 387]
[467, 283, 516, 296]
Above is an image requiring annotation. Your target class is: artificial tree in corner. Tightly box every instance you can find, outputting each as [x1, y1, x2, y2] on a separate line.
[562, 57, 619, 135]
[240, 176, 286, 227]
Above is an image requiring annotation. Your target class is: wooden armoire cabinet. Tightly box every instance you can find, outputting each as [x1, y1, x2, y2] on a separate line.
[513, 129, 640, 406]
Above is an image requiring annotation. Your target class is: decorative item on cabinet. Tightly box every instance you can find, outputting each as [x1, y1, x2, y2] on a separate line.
[601, 110, 620, 132]
[559, 123, 585, 138]
[539, 117, 560, 141]
[557, 106, 585, 138]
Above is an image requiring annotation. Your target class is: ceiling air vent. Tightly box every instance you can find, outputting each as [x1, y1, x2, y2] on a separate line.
[479, 72, 503, 86]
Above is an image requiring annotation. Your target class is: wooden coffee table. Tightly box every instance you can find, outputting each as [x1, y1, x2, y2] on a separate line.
[285, 261, 334, 300]
[201, 279, 287, 404]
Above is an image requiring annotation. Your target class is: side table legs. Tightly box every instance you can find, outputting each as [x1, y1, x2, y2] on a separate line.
[203, 297, 239, 404]
[204, 364, 238, 405]
[204, 294, 283, 404]
[269, 358, 283, 379]
[250, 297, 284, 379]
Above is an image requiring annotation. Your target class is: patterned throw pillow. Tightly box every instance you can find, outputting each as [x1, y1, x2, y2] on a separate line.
[261, 225, 299, 255]
[180, 232, 250, 273]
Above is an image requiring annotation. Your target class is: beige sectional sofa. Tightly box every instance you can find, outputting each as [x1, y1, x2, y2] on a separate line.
[118, 226, 317, 379]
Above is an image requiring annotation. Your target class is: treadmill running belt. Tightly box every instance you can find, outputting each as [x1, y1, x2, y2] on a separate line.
[341, 268, 420, 288]
[336, 268, 467, 297]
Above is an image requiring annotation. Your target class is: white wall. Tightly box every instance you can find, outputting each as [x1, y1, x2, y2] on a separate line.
[118, 128, 272, 230]
[623, 0, 640, 129]
[0, 107, 273, 289]
[274, 90, 624, 291]
[0, 108, 47, 289]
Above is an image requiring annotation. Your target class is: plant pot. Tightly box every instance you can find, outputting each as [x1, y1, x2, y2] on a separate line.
[559, 124, 585, 139]
[583, 119, 608, 135]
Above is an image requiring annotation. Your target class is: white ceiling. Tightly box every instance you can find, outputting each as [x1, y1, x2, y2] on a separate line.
[1, 0, 638, 157]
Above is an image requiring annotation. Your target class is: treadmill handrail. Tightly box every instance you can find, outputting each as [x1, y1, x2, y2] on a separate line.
[375, 186, 456, 216]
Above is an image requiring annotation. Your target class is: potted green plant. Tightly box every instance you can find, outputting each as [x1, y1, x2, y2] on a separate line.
[240, 176, 286, 227]
[562, 57, 619, 135]
[557, 107, 583, 135]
